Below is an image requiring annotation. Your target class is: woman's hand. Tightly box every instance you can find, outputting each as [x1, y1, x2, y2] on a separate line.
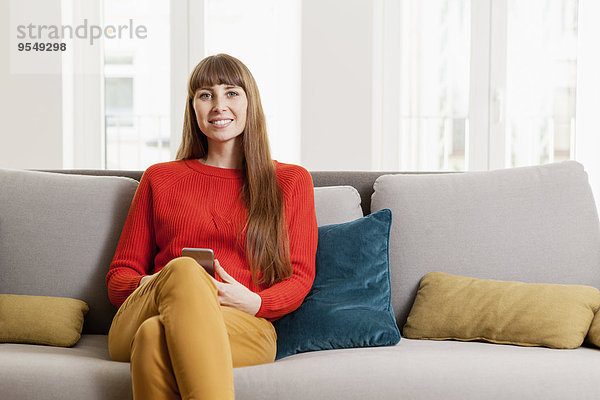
[212, 259, 262, 316]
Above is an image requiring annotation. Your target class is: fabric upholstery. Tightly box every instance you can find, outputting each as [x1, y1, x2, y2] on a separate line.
[233, 339, 600, 400]
[2, 335, 600, 400]
[0, 294, 89, 347]
[313, 185, 363, 226]
[49, 170, 380, 216]
[403, 272, 600, 349]
[2, 167, 599, 400]
[274, 209, 400, 359]
[0, 335, 132, 400]
[0, 169, 138, 334]
[371, 161, 600, 328]
[311, 171, 400, 216]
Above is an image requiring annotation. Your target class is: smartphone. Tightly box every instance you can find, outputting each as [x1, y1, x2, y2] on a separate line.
[181, 248, 215, 277]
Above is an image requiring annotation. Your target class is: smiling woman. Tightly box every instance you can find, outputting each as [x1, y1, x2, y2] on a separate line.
[105, 53, 318, 399]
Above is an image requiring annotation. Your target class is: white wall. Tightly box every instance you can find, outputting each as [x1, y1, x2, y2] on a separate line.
[301, 0, 374, 171]
[0, 0, 63, 170]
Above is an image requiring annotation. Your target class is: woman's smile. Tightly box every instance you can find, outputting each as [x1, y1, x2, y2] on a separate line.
[210, 118, 234, 127]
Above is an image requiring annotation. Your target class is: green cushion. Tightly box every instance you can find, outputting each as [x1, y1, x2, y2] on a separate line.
[273, 209, 401, 359]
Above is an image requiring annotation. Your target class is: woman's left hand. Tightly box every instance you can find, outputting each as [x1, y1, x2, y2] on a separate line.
[212, 259, 262, 316]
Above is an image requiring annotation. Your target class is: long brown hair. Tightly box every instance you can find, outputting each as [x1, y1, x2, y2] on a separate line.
[176, 54, 292, 286]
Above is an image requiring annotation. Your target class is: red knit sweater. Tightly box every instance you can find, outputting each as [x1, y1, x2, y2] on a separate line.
[106, 159, 318, 321]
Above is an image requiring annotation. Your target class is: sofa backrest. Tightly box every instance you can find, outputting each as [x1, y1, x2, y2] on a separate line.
[46, 169, 434, 218]
[9, 163, 597, 335]
[0, 169, 138, 334]
[371, 161, 600, 328]
[1, 168, 371, 334]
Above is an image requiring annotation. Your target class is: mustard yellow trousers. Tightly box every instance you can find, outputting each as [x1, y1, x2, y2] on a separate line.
[108, 257, 277, 400]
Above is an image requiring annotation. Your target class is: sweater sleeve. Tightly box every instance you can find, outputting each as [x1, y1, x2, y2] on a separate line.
[255, 167, 318, 321]
[105, 170, 156, 307]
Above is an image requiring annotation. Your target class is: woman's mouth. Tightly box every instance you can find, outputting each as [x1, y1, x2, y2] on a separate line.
[210, 119, 233, 126]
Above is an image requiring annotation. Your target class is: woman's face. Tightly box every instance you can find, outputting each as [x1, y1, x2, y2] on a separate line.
[193, 84, 248, 148]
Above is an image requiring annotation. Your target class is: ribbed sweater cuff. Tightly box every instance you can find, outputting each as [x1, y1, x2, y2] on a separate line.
[256, 290, 288, 321]
[108, 272, 144, 307]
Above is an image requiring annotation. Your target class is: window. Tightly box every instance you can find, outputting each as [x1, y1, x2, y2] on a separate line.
[374, 0, 470, 171]
[374, 0, 590, 172]
[101, 0, 301, 169]
[105, 77, 134, 127]
[204, 0, 301, 164]
[63, 0, 599, 209]
[103, 0, 171, 170]
[505, 0, 578, 167]
[63, 0, 300, 170]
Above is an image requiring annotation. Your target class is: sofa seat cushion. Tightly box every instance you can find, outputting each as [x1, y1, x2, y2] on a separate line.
[2, 335, 599, 400]
[234, 339, 600, 400]
[0, 335, 131, 400]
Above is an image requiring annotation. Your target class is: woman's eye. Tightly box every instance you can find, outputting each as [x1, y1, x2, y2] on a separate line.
[198, 93, 211, 99]
[227, 91, 239, 97]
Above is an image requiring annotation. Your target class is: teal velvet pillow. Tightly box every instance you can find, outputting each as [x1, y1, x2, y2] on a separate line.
[273, 208, 401, 359]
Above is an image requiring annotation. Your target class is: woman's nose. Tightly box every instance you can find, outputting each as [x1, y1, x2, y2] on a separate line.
[212, 96, 227, 112]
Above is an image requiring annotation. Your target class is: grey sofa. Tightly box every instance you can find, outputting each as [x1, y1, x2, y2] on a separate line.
[1, 160, 600, 399]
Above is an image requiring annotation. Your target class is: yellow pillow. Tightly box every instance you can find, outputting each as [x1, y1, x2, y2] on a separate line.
[403, 272, 600, 349]
[586, 311, 600, 348]
[0, 294, 89, 347]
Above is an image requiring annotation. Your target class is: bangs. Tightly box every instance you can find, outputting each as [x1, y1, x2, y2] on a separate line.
[188, 54, 245, 96]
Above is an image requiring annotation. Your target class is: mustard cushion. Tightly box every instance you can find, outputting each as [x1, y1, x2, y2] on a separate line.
[586, 311, 600, 348]
[403, 272, 600, 349]
[0, 294, 89, 347]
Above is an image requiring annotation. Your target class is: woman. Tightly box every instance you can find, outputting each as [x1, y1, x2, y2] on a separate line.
[106, 53, 318, 399]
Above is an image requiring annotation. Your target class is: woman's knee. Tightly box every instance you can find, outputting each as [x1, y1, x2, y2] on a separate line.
[153, 257, 217, 305]
[160, 257, 213, 285]
[134, 316, 163, 341]
[131, 316, 164, 359]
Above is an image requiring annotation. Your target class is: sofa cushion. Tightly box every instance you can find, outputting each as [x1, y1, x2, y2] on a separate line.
[371, 161, 600, 328]
[273, 209, 400, 359]
[0, 294, 89, 347]
[314, 185, 363, 226]
[403, 272, 600, 349]
[0, 169, 138, 334]
[0, 335, 131, 400]
[586, 311, 600, 348]
[234, 339, 600, 400]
